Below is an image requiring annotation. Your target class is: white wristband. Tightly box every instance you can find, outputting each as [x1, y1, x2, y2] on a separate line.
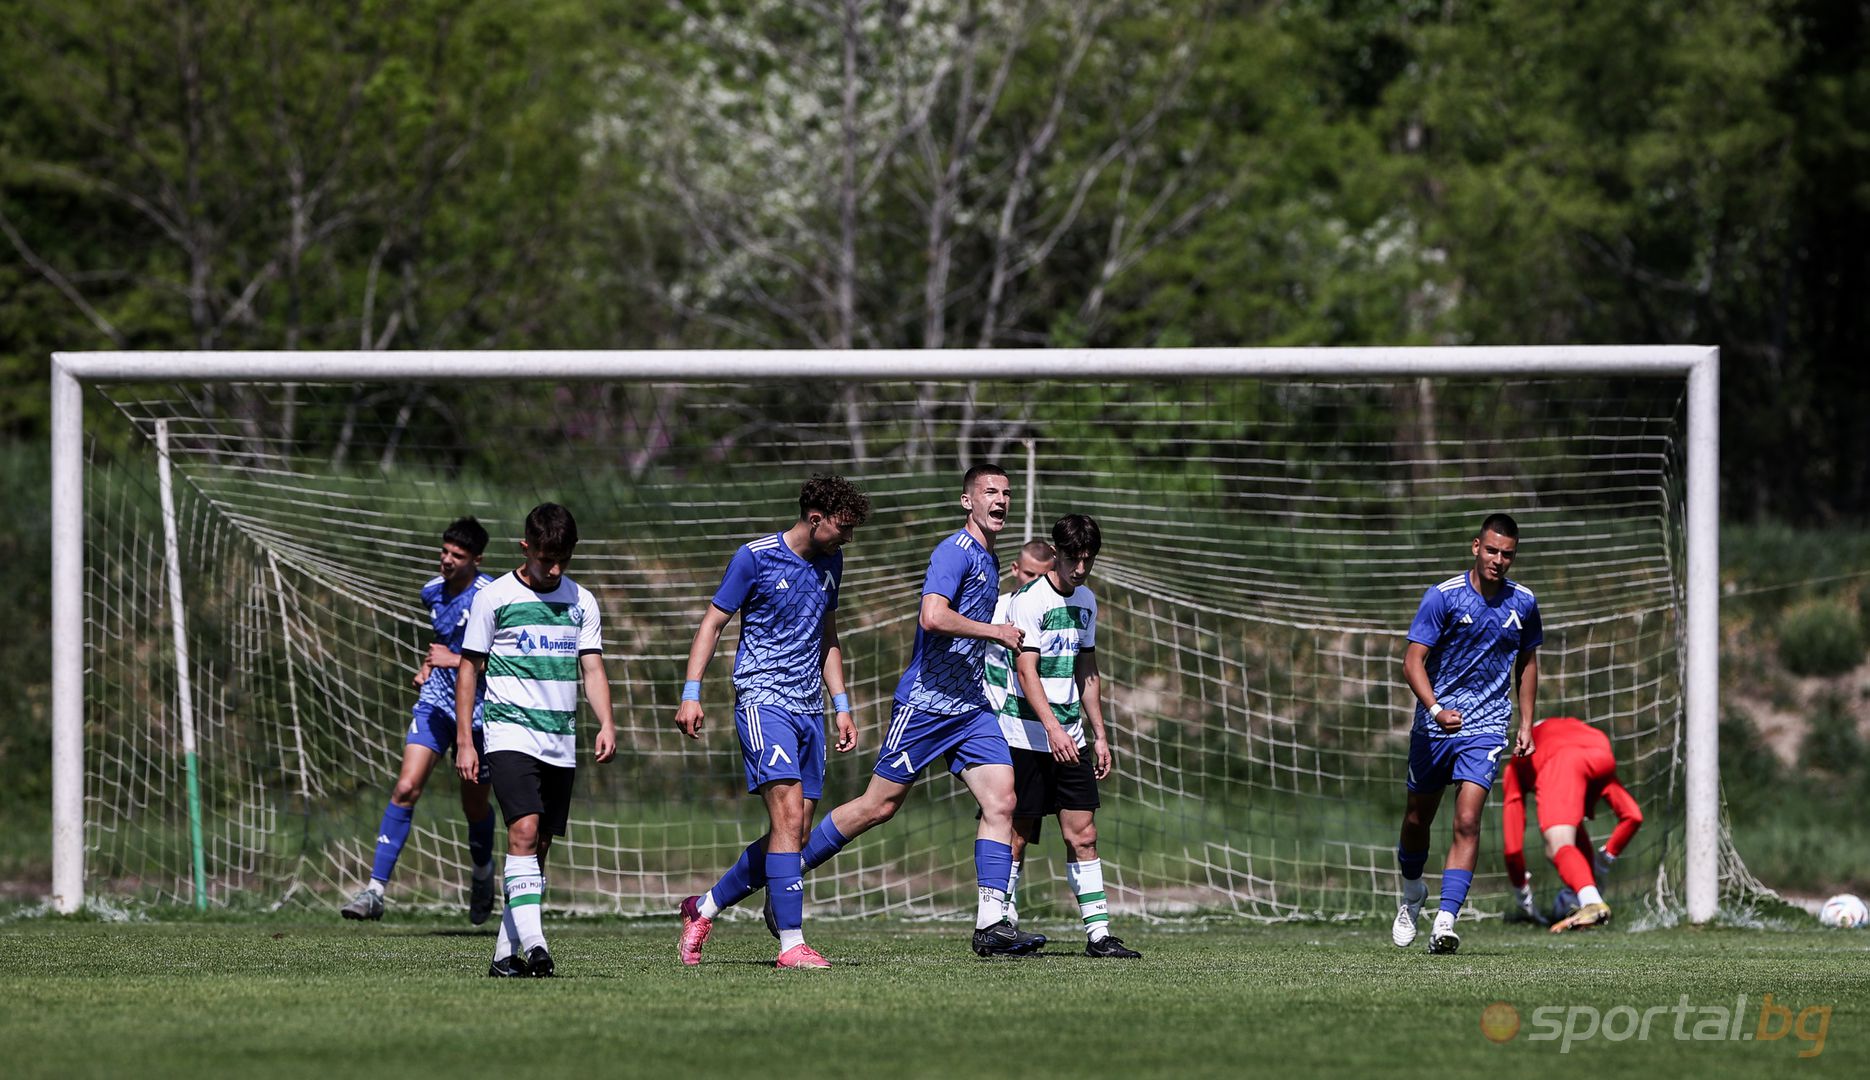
[1427, 702, 1444, 719]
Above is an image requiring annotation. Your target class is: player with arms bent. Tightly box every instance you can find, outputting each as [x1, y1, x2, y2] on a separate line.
[1002, 515, 1140, 958]
[340, 517, 498, 923]
[1500, 715, 1643, 932]
[456, 503, 617, 977]
[1392, 513, 1541, 955]
[674, 475, 870, 969]
[783, 465, 1047, 957]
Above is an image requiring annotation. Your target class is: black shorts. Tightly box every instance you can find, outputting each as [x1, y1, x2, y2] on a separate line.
[1011, 746, 1100, 822]
[486, 750, 576, 838]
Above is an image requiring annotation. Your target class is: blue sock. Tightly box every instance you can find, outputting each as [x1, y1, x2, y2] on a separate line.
[370, 802, 414, 884]
[468, 812, 495, 870]
[765, 851, 804, 932]
[801, 819, 850, 872]
[974, 838, 1013, 893]
[1440, 868, 1473, 916]
[708, 836, 770, 909]
[1397, 846, 1428, 881]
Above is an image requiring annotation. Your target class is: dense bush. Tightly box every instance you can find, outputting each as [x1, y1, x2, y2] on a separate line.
[1799, 693, 1868, 781]
[1777, 601, 1866, 677]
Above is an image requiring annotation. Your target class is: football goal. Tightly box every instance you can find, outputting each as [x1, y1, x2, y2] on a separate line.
[49, 348, 1735, 924]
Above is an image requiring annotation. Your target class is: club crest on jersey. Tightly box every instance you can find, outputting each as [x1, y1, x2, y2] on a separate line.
[1502, 610, 1523, 630]
[820, 572, 833, 591]
[566, 604, 584, 624]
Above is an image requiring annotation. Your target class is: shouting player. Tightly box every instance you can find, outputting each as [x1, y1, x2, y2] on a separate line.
[675, 475, 870, 969]
[1501, 715, 1644, 931]
[782, 464, 1047, 957]
[1392, 513, 1542, 955]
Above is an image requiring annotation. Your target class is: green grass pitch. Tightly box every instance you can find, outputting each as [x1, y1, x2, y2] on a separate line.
[1, 914, 1864, 1078]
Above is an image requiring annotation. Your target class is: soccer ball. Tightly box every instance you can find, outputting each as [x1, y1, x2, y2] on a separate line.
[1550, 887, 1580, 923]
[1819, 894, 1868, 928]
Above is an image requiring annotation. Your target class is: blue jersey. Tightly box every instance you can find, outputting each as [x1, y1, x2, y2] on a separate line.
[893, 529, 1001, 717]
[712, 533, 843, 712]
[415, 572, 494, 713]
[1406, 573, 1543, 740]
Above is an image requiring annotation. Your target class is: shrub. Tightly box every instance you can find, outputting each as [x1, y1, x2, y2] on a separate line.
[1799, 693, 1867, 781]
[1777, 601, 1866, 677]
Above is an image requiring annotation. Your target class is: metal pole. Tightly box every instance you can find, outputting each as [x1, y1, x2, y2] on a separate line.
[50, 361, 84, 914]
[1684, 349, 1721, 923]
[54, 346, 1712, 383]
[157, 421, 210, 910]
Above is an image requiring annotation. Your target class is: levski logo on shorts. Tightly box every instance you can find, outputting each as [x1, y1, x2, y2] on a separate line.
[767, 745, 793, 767]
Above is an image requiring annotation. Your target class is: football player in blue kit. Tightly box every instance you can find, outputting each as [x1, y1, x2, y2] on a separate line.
[341, 517, 498, 922]
[782, 464, 1047, 958]
[675, 475, 870, 968]
[1391, 513, 1542, 955]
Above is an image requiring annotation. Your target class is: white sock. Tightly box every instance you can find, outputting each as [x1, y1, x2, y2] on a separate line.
[1007, 861, 1023, 908]
[366, 879, 387, 895]
[504, 854, 546, 953]
[1578, 885, 1604, 907]
[1067, 859, 1110, 942]
[778, 929, 805, 952]
[1432, 909, 1456, 934]
[698, 891, 722, 920]
[975, 887, 1008, 930]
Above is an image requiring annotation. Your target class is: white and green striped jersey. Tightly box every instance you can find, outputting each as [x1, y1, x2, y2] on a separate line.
[998, 576, 1097, 751]
[461, 570, 603, 767]
[983, 592, 1017, 716]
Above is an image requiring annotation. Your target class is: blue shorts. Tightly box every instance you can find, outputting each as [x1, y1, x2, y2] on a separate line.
[407, 701, 488, 782]
[873, 701, 1012, 784]
[736, 703, 826, 800]
[1406, 729, 1507, 794]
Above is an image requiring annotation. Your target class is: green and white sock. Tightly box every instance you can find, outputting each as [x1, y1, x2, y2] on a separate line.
[504, 854, 546, 953]
[1067, 859, 1110, 943]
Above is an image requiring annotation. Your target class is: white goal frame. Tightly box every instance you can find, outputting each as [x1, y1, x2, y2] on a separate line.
[48, 346, 1721, 921]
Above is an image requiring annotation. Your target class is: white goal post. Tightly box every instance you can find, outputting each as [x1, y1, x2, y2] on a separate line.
[48, 346, 1721, 922]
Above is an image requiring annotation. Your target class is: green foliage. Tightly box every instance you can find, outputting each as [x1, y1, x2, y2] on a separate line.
[1777, 601, 1866, 677]
[1798, 692, 1866, 777]
[1, 1, 1867, 522]
[1718, 706, 1784, 797]
[0, 442, 51, 822]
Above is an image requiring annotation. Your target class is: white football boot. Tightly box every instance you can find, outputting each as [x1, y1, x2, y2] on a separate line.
[1391, 878, 1428, 948]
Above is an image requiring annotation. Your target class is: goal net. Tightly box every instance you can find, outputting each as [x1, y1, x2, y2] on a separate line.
[69, 359, 1757, 922]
